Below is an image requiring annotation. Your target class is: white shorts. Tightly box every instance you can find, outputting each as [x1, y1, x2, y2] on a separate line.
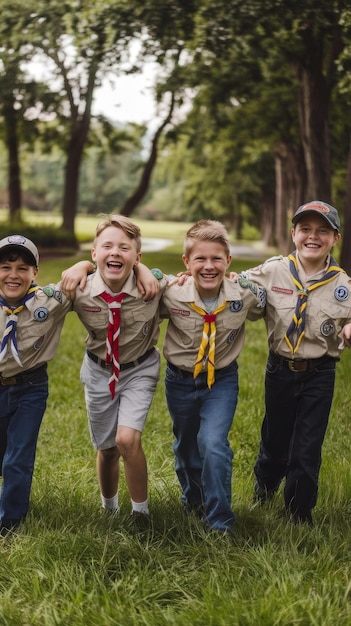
[80, 348, 160, 450]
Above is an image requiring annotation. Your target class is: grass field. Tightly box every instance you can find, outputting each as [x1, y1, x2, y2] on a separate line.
[1, 250, 351, 625]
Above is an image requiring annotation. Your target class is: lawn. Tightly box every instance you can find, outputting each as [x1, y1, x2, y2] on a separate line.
[1, 250, 351, 625]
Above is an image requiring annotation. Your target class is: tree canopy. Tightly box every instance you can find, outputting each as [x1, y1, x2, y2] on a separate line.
[1, 0, 351, 268]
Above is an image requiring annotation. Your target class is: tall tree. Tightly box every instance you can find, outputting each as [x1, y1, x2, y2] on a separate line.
[0, 1, 54, 223]
[27, 0, 142, 241]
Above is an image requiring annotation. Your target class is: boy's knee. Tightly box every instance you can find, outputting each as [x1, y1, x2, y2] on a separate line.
[116, 427, 141, 456]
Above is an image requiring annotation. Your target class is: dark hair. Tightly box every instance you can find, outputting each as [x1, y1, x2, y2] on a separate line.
[0, 247, 37, 267]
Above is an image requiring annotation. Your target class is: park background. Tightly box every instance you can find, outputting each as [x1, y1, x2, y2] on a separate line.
[0, 224, 351, 625]
[2, 2, 351, 624]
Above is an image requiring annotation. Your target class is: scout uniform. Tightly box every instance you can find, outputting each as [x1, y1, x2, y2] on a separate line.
[160, 275, 266, 532]
[73, 269, 166, 449]
[242, 250, 351, 523]
[0, 281, 72, 533]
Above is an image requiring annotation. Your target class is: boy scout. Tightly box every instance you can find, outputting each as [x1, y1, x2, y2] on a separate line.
[240, 201, 351, 525]
[63, 215, 166, 518]
[160, 220, 266, 533]
[0, 235, 73, 536]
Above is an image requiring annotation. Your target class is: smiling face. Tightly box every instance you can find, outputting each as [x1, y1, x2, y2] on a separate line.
[291, 214, 341, 273]
[92, 225, 141, 292]
[0, 257, 38, 306]
[182, 240, 232, 299]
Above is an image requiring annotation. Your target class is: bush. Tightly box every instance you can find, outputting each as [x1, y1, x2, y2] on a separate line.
[0, 222, 78, 254]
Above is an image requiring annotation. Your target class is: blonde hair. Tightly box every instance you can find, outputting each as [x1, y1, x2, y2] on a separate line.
[183, 220, 231, 257]
[95, 214, 142, 253]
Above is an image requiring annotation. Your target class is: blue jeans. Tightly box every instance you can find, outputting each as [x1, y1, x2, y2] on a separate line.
[165, 361, 239, 532]
[254, 352, 337, 522]
[0, 367, 48, 526]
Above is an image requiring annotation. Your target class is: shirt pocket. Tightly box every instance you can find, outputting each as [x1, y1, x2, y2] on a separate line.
[123, 309, 158, 342]
[78, 310, 109, 341]
[170, 314, 197, 347]
[316, 301, 351, 336]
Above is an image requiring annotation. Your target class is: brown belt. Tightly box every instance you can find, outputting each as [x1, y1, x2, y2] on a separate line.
[270, 351, 337, 372]
[87, 348, 155, 371]
[0, 364, 47, 386]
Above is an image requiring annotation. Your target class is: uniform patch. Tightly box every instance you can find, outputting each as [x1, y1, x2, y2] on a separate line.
[42, 285, 63, 303]
[334, 286, 349, 302]
[34, 307, 49, 322]
[272, 286, 294, 295]
[238, 275, 266, 308]
[170, 308, 190, 316]
[142, 320, 152, 335]
[33, 336, 45, 350]
[227, 329, 240, 343]
[230, 300, 243, 312]
[82, 305, 102, 312]
[320, 319, 336, 337]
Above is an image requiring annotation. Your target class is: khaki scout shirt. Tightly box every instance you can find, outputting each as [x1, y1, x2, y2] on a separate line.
[160, 276, 266, 372]
[0, 284, 72, 377]
[242, 254, 351, 359]
[72, 269, 166, 363]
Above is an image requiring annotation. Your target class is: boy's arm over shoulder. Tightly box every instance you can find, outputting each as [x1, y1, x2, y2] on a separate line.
[234, 274, 266, 320]
[61, 260, 95, 300]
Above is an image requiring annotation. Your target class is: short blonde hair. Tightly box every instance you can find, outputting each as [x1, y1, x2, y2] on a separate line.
[183, 219, 231, 257]
[95, 214, 142, 253]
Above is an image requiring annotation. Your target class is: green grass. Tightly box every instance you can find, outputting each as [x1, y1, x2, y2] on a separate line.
[1, 252, 351, 625]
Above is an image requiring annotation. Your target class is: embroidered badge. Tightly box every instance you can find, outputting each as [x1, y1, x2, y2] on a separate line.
[238, 276, 266, 308]
[227, 329, 240, 343]
[170, 308, 190, 316]
[34, 307, 49, 322]
[82, 306, 102, 312]
[334, 286, 349, 302]
[33, 336, 45, 350]
[230, 300, 243, 312]
[43, 286, 54, 297]
[42, 285, 63, 303]
[271, 286, 294, 295]
[320, 319, 336, 337]
[142, 320, 152, 335]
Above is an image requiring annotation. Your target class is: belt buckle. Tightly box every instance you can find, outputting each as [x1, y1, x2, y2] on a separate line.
[0, 375, 17, 385]
[288, 360, 307, 372]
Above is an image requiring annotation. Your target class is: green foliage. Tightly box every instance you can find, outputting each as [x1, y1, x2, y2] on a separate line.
[0, 221, 77, 250]
[1, 251, 351, 625]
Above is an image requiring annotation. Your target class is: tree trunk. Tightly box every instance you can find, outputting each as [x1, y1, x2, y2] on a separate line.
[120, 93, 175, 217]
[340, 131, 351, 274]
[61, 118, 89, 241]
[4, 102, 22, 223]
[295, 64, 331, 202]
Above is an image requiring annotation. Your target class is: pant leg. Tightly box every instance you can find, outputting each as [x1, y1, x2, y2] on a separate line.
[165, 361, 239, 531]
[0, 377, 48, 524]
[165, 364, 204, 509]
[254, 353, 298, 494]
[284, 359, 336, 521]
[197, 362, 239, 531]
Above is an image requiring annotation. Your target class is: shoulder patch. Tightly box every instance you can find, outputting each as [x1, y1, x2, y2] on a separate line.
[42, 285, 63, 303]
[238, 277, 266, 308]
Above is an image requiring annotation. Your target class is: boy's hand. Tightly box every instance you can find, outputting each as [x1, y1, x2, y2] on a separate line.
[340, 323, 351, 348]
[228, 271, 238, 280]
[61, 261, 94, 299]
[135, 263, 161, 301]
[175, 270, 190, 286]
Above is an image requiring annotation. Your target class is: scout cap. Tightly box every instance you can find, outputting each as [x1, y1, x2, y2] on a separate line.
[292, 201, 340, 232]
[0, 234, 39, 266]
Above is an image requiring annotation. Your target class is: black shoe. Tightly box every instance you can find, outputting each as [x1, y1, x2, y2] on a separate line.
[182, 502, 205, 519]
[0, 521, 20, 537]
[253, 482, 276, 504]
[290, 511, 313, 527]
